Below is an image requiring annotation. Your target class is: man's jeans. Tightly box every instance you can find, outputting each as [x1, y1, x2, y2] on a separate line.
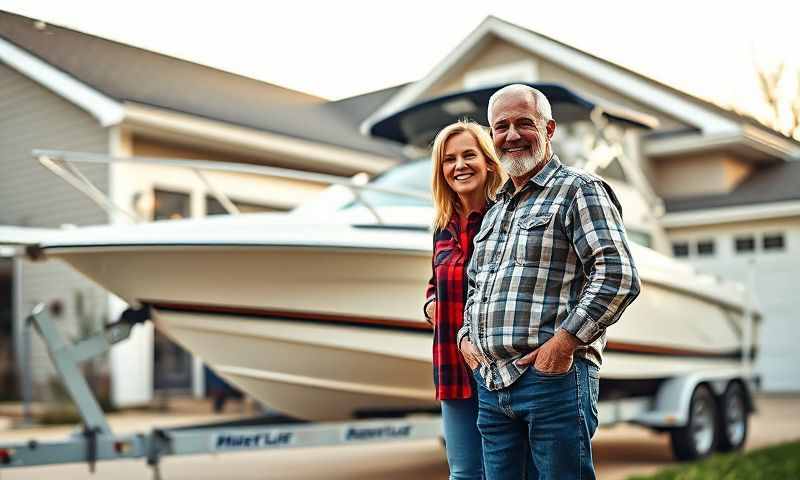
[473, 358, 600, 480]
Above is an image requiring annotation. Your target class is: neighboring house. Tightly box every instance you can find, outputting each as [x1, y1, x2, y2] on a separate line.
[2, 10, 799, 407]
[661, 162, 800, 391]
[0, 10, 405, 406]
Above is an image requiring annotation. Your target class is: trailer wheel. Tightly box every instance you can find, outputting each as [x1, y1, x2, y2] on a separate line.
[670, 384, 718, 461]
[716, 382, 749, 452]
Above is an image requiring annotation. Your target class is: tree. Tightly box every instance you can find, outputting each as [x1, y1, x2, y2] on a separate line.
[792, 72, 800, 139]
[757, 63, 800, 140]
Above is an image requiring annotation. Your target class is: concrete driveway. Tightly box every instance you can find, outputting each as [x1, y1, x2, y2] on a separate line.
[0, 395, 798, 479]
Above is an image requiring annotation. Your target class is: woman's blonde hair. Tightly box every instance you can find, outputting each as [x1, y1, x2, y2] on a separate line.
[431, 121, 504, 231]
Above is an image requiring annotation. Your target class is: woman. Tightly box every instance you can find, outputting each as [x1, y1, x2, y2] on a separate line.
[424, 121, 504, 480]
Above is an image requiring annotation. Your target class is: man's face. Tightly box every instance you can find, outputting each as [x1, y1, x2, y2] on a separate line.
[490, 92, 553, 178]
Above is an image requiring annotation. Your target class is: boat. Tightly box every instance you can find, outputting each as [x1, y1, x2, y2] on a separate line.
[3, 84, 759, 421]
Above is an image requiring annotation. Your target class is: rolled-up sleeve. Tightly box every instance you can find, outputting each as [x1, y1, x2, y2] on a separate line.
[560, 180, 641, 344]
[423, 231, 439, 320]
[424, 271, 436, 320]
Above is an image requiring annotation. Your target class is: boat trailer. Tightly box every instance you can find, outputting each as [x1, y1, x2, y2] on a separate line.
[0, 305, 443, 478]
[0, 304, 757, 475]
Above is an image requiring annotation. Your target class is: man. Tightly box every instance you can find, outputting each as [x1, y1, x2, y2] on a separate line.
[457, 84, 641, 479]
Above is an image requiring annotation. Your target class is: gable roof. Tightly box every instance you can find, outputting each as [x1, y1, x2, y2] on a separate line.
[0, 10, 405, 160]
[503, 19, 798, 144]
[362, 16, 800, 158]
[664, 160, 800, 212]
[326, 83, 408, 123]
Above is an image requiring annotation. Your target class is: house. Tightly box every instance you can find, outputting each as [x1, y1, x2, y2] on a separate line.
[0, 10, 405, 406]
[2, 10, 798, 407]
[661, 163, 800, 391]
[358, 16, 800, 392]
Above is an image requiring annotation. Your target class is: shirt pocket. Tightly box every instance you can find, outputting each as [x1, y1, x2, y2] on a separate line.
[514, 212, 554, 266]
[474, 224, 492, 244]
[470, 225, 493, 269]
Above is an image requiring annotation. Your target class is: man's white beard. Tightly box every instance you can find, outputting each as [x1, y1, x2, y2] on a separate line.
[500, 144, 548, 178]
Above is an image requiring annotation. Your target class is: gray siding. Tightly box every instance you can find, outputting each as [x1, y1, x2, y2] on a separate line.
[0, 63, 109, 227]
[0, 63, 112, 398]
[18, 258, 111, 395]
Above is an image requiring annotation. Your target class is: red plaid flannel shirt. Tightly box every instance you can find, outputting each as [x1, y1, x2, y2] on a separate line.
[425, 208, 486, 400]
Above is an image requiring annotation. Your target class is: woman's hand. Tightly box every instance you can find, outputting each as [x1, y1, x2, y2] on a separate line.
[425, 301, 436, 326]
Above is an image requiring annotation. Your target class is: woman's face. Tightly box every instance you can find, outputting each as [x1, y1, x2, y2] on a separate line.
[442, 131, 490, 200]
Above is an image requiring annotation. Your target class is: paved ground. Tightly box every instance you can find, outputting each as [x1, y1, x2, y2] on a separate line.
[1, 395, 798, 479]
[593, 394, 800, 479]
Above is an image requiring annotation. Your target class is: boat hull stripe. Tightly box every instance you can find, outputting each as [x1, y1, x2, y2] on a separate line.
[146, 300, 752, 359]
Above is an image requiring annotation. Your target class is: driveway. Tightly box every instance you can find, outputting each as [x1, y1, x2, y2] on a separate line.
[0, 395, 797, 479]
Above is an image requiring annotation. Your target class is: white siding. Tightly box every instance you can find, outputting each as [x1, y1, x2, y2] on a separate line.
[0, 63, 111, 398]
[667, 218, 800, 391]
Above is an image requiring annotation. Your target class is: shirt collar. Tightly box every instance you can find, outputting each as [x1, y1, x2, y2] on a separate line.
[449, 200, 492, 231]
[498, 154, 562, 199]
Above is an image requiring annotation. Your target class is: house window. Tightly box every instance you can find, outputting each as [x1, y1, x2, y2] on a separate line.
[205, 196, 285, 216]
[696, 239, 715, 256]
[763, 233, 785, 251]
[672, 241, 690, 258]
[734, 236, 756, 253]
[153, 189, 191, 221]
[627, 230, 652, 248]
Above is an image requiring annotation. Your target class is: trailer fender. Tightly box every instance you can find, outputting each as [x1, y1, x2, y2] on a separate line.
[632, 369, 750, 428]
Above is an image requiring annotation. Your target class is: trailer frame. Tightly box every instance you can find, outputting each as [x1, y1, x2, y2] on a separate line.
[0, 304, 758, 475]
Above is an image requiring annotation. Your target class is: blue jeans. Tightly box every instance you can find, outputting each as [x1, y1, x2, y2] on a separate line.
[473, 358, 600, 480]
[441, 380, 484, 480]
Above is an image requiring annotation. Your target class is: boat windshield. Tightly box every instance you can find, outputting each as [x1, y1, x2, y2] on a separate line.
[341, 158, 432, 209]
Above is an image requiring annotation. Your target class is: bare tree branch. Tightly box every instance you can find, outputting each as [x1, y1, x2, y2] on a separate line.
[792, 71, 800, 139]
[756, 62, 784, 129]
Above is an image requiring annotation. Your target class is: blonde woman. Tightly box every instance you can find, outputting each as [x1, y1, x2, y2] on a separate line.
[424, 121, 503, 480]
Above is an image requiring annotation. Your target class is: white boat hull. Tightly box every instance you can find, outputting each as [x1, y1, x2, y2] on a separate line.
[48, 242, 757, 421]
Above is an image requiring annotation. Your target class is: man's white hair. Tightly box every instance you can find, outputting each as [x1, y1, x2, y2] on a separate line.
[487, 84, 552, 125]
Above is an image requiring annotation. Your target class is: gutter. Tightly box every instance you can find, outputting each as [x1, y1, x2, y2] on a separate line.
[661, 200, 800, 228]
[123, 103, 398, 176]
[645, 128, 800, 160]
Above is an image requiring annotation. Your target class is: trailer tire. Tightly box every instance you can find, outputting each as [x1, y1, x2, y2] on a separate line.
[670, 384, 718, 461]
[716, 381, 749, 452]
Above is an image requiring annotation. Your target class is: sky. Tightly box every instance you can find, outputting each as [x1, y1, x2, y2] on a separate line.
[0, 1, 797, 134]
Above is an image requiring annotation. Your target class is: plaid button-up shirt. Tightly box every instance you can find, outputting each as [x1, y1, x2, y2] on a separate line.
[457, 154, 640, 391]
[425, 209, 486, 400]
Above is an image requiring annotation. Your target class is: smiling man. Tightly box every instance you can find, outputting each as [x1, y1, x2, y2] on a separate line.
[457, 84, 641, 479]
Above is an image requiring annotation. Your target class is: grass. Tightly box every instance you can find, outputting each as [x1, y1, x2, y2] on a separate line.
[628, 441, 800, 480]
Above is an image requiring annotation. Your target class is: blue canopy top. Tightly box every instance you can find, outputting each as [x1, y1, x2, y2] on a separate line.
[369, 83, 656, 147]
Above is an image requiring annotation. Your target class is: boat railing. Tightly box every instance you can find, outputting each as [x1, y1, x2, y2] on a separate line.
[33, 149, 431, 224]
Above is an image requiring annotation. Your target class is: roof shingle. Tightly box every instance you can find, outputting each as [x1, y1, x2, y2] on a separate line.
[0, 10, 406, 159]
